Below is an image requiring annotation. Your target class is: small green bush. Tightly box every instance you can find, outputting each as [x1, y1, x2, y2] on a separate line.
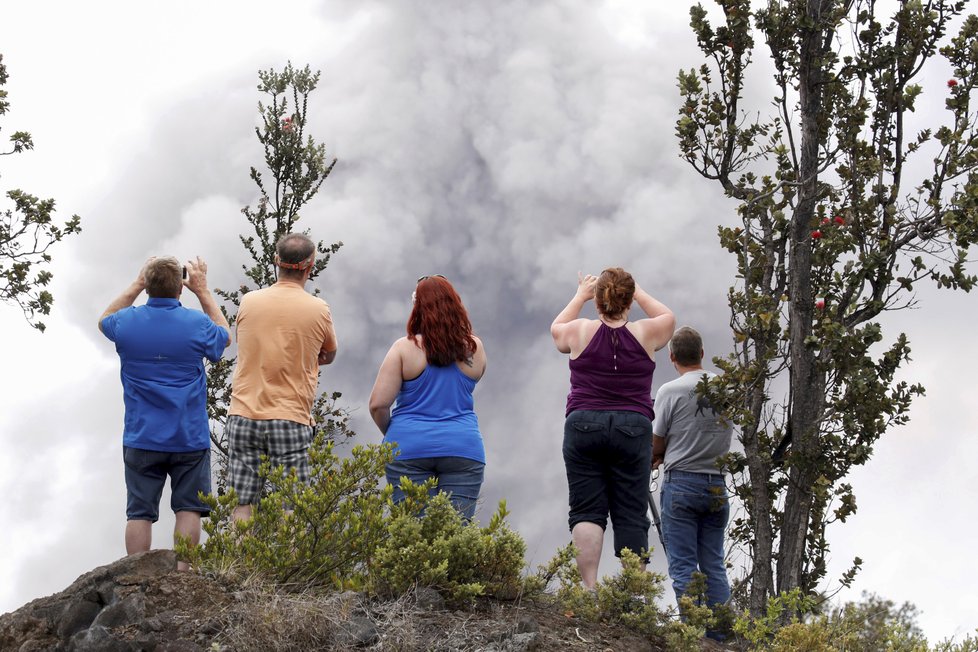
[180, 436, 532, 605]
[732, 590, 978, 652]
[180, 437, 395, 589]
[933, 632, 978, 652]
[547, 546, 696, 646]
[369, 479, 527, 603]
[734, 588, 821, 649]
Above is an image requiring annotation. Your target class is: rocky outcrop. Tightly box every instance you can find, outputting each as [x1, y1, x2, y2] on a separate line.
[0, 552, 674, 651]
[0, 550, 231, 651]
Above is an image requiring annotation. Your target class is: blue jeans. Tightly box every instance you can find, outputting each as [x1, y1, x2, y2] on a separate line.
[386, 456, 485, 520]
[661, 470, 731, 607]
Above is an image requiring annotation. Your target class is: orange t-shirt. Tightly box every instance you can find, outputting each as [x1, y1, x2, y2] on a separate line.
[229, 280, 337, 425]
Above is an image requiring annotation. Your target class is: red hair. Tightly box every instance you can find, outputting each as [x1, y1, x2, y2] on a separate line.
[407, 276, 477, 366]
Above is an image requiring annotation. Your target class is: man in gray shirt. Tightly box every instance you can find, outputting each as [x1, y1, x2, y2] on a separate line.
[653, 326, 732, 637]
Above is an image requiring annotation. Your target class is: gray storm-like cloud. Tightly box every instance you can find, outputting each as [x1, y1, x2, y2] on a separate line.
[9, 3, 975, 636]
[10, 1, 738, 604]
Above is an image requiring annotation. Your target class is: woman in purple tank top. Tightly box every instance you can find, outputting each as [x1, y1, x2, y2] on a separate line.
[551, 267, 675, 587]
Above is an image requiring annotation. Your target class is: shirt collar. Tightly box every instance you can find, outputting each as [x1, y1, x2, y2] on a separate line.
[146, 297, 181, 307]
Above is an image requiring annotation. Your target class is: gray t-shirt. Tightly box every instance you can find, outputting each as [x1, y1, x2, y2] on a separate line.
[653, 370, 733, 474]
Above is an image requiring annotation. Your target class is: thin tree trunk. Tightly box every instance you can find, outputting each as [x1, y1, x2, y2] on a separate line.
[745, 384, 775, 615]
[777, 0, 830, 597]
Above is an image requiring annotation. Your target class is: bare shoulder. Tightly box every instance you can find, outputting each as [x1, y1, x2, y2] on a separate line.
[395, 334, 423, 349]
[572, 318, 602, 351]
[631, 314, 676, 352]
[554, 317, 597, 355]
[456, 335, 486, 380]
[395, 335, 427, 361]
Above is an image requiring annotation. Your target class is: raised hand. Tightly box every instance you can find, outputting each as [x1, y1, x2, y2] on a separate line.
[576, 271, 597, 301]
[183, 256, 209, 295]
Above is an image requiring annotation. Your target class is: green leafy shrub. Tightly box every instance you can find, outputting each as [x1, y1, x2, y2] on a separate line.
[521, 542, 577, 598]
[734, 588, 820, 649]
[180, 438, 395, 589]
[369, 478, 527, 603]
[548, 547, 694, 645]
[933, 632, 978, 652]
[732, 590, 978, 651]
[180, 437, 532, 605]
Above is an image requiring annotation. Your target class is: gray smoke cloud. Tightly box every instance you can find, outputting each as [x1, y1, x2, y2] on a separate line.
[2, 0, 976, 640]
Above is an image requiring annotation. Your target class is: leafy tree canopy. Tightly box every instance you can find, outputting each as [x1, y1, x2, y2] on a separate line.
[0, 53, 81, 331]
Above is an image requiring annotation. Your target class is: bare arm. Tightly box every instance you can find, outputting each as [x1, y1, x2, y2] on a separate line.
[550, 273, 597, 353]
[632, 284, 676, 351]
[368, 342, 404, 435]
[319, 307, 338, 366]
[99, 260, 151, 331]
[318, 349, 336, 365]
[184, 257, 231, 346]
[652, 435, 667, 470]
[99, 282, 144, 331]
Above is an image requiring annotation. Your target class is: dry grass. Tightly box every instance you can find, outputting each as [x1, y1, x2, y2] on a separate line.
[199, 584, 535, 651]
[200, 582, 671, 651]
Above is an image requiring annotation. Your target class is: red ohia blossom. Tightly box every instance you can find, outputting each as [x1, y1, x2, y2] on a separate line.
[834, 216, 845, 225]
[948, 79, 959, 88]
[811, 230, 822, 239]
[815, 298, 826, 310]
[821, 217, 831, 225]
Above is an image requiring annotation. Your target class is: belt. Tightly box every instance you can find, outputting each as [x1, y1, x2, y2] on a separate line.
[664, 470, 725, 482]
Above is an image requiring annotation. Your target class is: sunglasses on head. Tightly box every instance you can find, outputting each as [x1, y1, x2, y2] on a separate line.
[417, 274, 446, 283]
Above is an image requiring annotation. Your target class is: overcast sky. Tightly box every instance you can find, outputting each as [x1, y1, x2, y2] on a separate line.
[1, 0, 976, 643]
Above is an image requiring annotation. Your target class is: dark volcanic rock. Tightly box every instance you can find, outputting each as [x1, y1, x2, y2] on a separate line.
[92, 593, 146, 629]
[335, 615, 380, 647]
[0, 550, 232, 651]
[414, 586, 446, 611]
[0, 550, 677, 651]
[56, 597, 102, 638]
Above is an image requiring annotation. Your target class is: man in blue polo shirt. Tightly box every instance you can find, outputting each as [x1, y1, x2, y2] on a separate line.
[99, 255, 230, 569]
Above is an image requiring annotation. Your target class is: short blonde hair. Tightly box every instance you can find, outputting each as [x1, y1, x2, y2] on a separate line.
[144, 257, 182, 298]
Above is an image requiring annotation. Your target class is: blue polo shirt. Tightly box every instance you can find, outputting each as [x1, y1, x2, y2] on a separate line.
[100, 297, 229, 452]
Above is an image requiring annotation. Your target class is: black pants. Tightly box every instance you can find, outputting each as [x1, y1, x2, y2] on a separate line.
[563, 409, 652, 559]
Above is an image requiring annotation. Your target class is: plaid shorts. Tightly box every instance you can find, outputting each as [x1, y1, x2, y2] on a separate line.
[227, 415, 312, 504]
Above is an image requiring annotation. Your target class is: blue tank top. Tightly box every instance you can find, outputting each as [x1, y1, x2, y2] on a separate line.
[384, 364, 485, 463]
[566, 322, 656, 420]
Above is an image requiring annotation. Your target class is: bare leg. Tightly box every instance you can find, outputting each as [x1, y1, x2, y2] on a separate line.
[572, 522, 605, 589]
[232, 504, 253, 522]
[173, 511, 202, 571]
[125, 519, 152, 555]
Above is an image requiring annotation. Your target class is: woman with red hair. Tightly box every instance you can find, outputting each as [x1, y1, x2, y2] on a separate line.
[368, 275, 487, 518]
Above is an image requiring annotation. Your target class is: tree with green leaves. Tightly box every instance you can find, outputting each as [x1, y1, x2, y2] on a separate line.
[0, 53, 81, 332]
[206, 62, 347, 484]
[676, 0, 978, 615]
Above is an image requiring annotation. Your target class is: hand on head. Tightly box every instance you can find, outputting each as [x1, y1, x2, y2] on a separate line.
[135, 257, 157, 291]
[576, 271, 597, 300]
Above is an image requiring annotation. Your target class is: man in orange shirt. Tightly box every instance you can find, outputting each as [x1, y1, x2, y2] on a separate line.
[227, 233, 338, 520]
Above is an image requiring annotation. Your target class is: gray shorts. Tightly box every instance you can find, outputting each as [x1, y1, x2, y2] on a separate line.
[227, 415, 312, 504]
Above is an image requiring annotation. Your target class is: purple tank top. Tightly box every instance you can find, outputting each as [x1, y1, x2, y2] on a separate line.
[565, 322, 656, 420]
